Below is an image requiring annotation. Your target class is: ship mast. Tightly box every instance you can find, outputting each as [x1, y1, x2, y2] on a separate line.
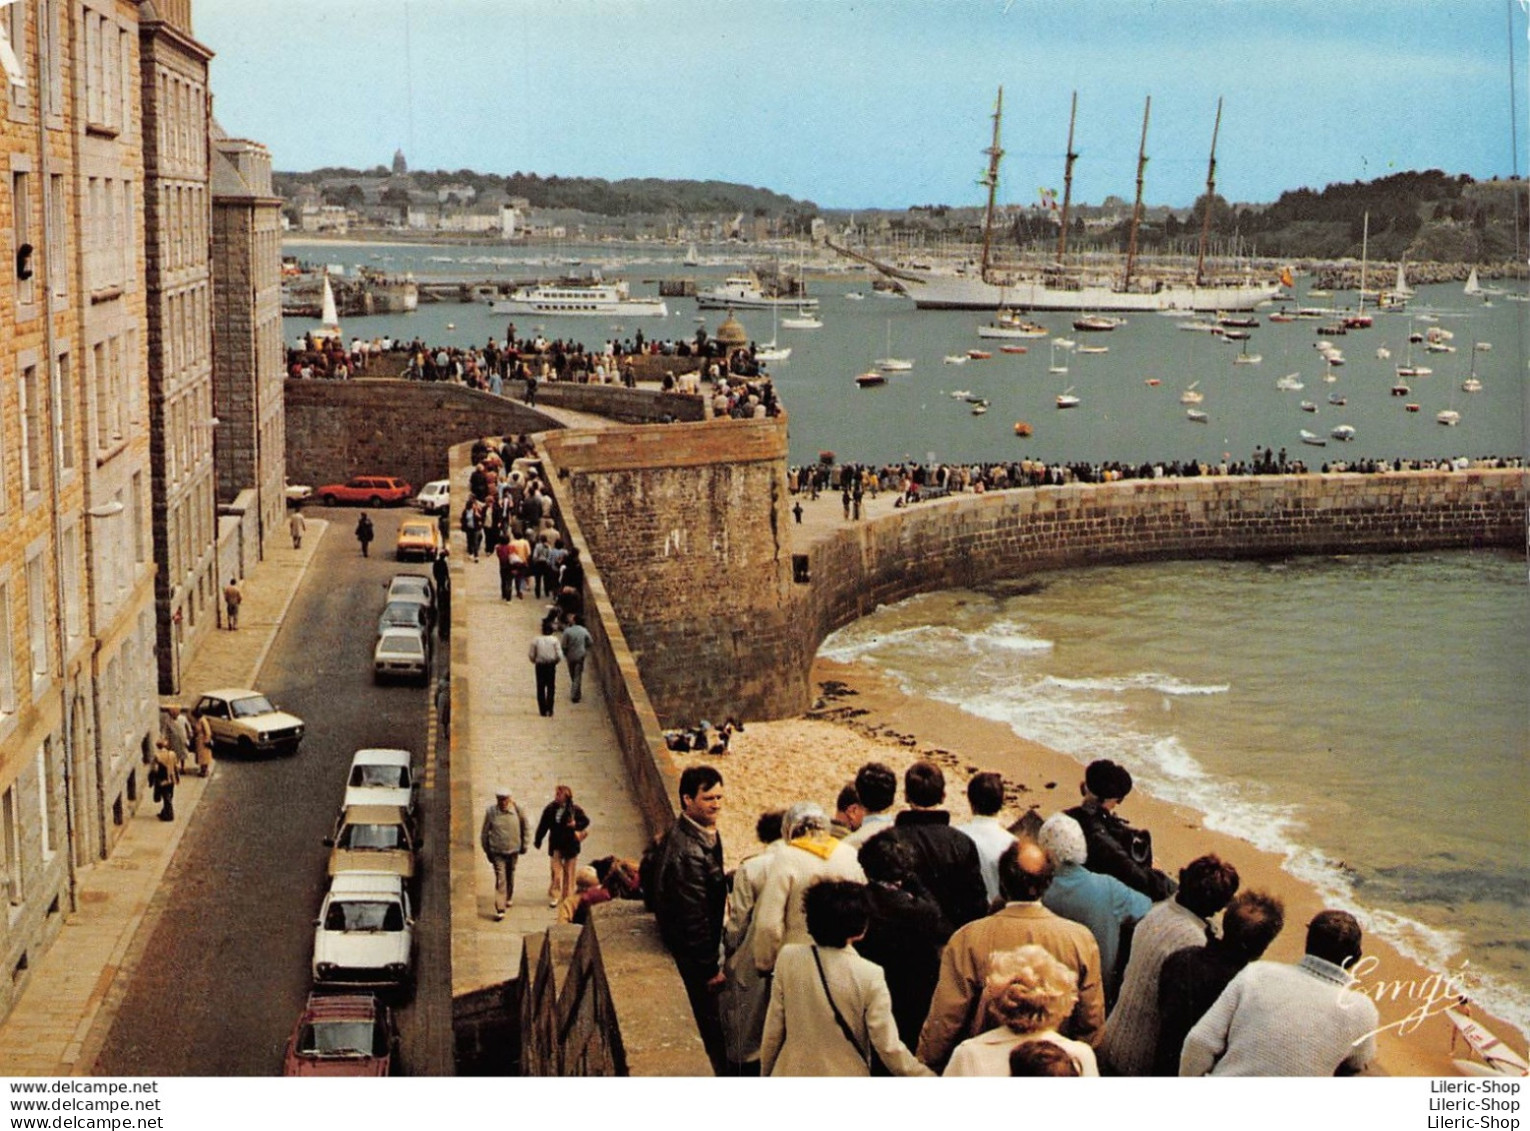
[1056, 91, 1078, 264]
[1195, 97, 1222, 286]
[979, 86, 1004, 281]
[1122, 96, 1151, 293]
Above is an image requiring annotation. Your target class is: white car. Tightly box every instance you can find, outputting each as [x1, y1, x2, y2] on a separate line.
[373, 627, 429, 685]
[191, 688, 305, 756]
[413, 480, 450, 514]
[385, 575, 436, 630]
[343, 749, 418, 833]
[312, 872, 414, 991]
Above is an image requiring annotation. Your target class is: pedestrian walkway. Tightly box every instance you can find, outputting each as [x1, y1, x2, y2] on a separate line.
[0, 522, 327, 1075]
[448, 529, 648, 997]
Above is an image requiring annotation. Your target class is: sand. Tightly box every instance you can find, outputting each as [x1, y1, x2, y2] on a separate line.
[688, 656, 1523, 1077]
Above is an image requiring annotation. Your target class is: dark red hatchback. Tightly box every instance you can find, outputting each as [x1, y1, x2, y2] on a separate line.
[282, 993, 399, 1077]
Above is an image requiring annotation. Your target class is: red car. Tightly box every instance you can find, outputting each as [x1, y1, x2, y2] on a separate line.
[315, 476, 413, 507]
[282, 993, 399, 1076]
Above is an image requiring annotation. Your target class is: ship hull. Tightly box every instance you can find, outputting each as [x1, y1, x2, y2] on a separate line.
[491, 297, 668, 317]
[899, 272, 1281, 313]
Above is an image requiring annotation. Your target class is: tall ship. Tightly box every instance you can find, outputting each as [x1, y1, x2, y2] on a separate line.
[491, 277, 667, 317]
[831, 89, 1281, 313]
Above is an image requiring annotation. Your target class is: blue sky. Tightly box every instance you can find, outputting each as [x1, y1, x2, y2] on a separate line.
[197, 0, 1525, 210]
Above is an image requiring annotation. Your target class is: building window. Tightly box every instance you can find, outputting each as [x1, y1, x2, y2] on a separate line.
[4, 3, 28, 111]
[38, 741, 57, 858]
[130, 471, 144, 564]
[60, 524, 80, 643]
[13, 168, 34, 306]
[47, 173, 65, 298]
[25, 552, 48, 681]
[0, 582, 15, 715]
[1, 785, 21, 905]
[20, 363, 41, 496]
[53, 351, 73, 472]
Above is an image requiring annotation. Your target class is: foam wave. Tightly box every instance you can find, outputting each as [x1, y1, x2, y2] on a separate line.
[1037, 673, 1232, 697]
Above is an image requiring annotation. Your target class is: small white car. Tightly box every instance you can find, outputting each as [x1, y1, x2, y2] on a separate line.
[191, 688, 305, 756]
[312, 872, 414, 991]
[373, 627, 429, 685]
[343, 749, 418, 833]
[413, 480, 450, 514]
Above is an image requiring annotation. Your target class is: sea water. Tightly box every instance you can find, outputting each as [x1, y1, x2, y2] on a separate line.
[820, 549, 1530, 1037]
[286, 239, 1526, 469]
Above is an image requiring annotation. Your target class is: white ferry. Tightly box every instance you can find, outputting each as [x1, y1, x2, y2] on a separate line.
[491, 280, 667, 317]
[696, 275, 818, 311]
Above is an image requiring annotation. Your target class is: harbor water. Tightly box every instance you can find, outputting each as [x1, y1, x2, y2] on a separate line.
[287, 238, 1528, 1033]
[819, 549, 1530, 1039]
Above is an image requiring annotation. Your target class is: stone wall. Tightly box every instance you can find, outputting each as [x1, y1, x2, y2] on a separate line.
[283, 379, 559, 492]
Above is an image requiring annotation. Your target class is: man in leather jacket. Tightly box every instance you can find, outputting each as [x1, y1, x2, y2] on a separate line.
[1064, 759, 1175, 902]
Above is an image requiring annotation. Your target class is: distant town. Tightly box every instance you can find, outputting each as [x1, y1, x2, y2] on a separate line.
[278, 152, 1526, 269]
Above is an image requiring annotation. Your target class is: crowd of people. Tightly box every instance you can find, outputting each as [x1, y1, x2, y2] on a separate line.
[646, 757, 1381, 1078]
[791, 450, 1525, 507]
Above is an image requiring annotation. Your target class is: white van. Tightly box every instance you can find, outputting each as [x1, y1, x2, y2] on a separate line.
[413, 480, 450, 514]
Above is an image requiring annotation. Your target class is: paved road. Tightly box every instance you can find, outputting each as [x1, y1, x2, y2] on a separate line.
[94, 506, 452, 1076]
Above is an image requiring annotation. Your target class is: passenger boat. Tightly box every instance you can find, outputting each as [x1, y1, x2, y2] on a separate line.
[491, 279, 667, 317]
[696, 275, 817, 310]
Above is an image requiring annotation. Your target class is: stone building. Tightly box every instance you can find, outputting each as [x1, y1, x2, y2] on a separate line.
[0, 0, 161, 1021]
[139, 0, 217, 693]
[210, 125, 285, 549]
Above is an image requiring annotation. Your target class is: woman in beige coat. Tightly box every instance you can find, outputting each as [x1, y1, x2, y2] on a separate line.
[760, 880, 931, 1078]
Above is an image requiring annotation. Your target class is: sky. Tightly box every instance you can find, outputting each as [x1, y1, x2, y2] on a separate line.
[195, 0, 1526, 211]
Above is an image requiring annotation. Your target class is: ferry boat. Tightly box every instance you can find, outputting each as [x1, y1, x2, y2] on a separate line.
[696, 275, 818, 311]
[491, 279, 667, 317]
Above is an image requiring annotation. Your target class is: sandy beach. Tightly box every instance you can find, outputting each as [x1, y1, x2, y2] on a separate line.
[690, 656, 1523, 1078]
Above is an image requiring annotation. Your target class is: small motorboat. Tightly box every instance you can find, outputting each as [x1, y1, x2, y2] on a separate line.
[1275, 373, 1304, 391]
[1391, 382, 1411, 396]
[1405, 402, 1421, 412]
[1221, 328, 1252, 341]
[876, 357, 915, 372]
[1186, 409, 1209, 423]
[971, 400, 990, 416]
[1474, 341, 1492, 352]
[950, 389, 972, 399]
[1327, 392, 1347, 406]
[967, 349, 993, 360]
[944, 355, 969, 366]
[1233, 352, 1263, 365]
[1395, 364, 1433, 378]
[1051, 337, 1076, 349]
[1144, 377, 1161, 386]
[964, 393, 988, 404]
[1013, 421, 1033, 437]
[1268, 311, 1296, 323]
[999, 345, 1029, 354]
[845, 292, 865, 300]
[1300, 401, 1318, 413]
[1436, 409, 1461, 426]
[1077, 344, 1109, 354]
[782, 312, 823, 330]
[1180, 382, 1204, 404]
[1376, 346, 1392, 359]
[1055, 387, 1080, 409]
[1330, 424, 1356, 441]
[855, 371, 887, 388]
[1072, 315, 1120, 332]
[1299, 429, 1327, 446]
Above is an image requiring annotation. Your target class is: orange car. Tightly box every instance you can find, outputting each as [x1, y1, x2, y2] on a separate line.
[315, 476, 413, 507]
[394, 520, 441, 562]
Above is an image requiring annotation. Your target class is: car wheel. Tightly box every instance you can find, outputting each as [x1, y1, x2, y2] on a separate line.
[237, 737, 256, 758]
[320, 494, 337, 507]
[369, 495, 383, 507]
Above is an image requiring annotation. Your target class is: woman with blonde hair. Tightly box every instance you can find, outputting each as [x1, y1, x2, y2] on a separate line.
[942, 944, 1099, 1076]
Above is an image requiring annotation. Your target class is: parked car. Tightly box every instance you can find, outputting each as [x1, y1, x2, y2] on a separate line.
[285, 481, 313, 507]
[315, 476, 413, 507]
[343, 749, 418, 836]
[384, 575, 436, 629]
[282, 993, 399, 1076]
[325, 804, 417, 882]
[394, 519, 441, 562]
[413, 480, 450, 514]
[373, 627, 430, 686]
[191, 688, 305, 756]
[377, 600, 431, 641]
[311, 872, 415, 991]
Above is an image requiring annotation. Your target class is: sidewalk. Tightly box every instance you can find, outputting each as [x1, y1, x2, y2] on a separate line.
[448, 530, 649, 997]
[0, 522, 327, 1075]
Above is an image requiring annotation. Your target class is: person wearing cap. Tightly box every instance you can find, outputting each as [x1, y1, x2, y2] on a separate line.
[480, 787, 529, 920]
[1063, 759, 1175, 902]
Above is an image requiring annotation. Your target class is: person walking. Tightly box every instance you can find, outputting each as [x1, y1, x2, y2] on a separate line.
[222, 578, 243, 630]
[560, 613, 592, 704]
[288, 508, 307, 550]
[162, 705, 193, 775]
[528, 617, 563, 717]
[480, 788, 529, 921]
[355, 513, 375, 558]
[192, 709, 214, 778]
[149, 741, 179, 822]
[534, 785, 591, 908]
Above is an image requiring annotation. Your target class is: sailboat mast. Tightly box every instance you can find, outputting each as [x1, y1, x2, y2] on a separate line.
[1056, 91, 1078, 264]
[979, 86, 1005, 280]
[1195, 97, 1222, 286]
[1359, 212, 1369, 314]
[1123, 96, 1151, 293]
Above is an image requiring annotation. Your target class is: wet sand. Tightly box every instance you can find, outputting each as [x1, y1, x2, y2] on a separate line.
[692, 656, 1523, 1077]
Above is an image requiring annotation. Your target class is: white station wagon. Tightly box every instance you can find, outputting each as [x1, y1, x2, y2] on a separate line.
[312, 872, 414, 991]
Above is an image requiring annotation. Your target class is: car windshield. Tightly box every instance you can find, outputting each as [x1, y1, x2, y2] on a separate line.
[351, 765, 409, 789]
[380, 604, 423, 626]
[381, 635, 424, 656]
[338, 823, 405, 851]
[298, 1020, 377, 1058]
[324, 899, 404, 932]
[230, 695, 276, 718]
[401, 525, 432, 538]
[390, 580, 430, 599]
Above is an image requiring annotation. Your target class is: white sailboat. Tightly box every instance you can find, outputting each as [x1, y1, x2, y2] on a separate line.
[312, 274, 342, 342]
[1055, 386, 1080, 409]
[754, 304, 792, 362]
[780, 307, 823, 330]
[874, 320, 913, 371]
